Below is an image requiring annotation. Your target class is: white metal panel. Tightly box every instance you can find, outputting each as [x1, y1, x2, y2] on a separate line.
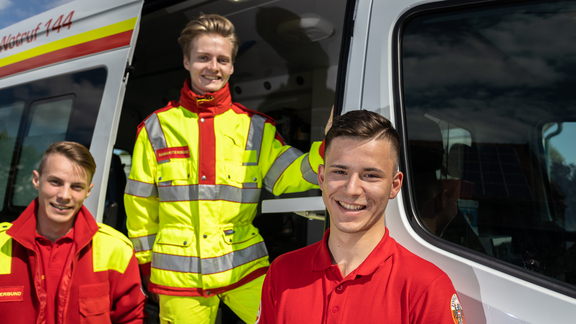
[355, 0, 576, 322]
[0, 0, 144, 221]
[340, 0, 372, 114]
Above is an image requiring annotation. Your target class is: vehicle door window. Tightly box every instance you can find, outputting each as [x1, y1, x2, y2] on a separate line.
[400, 0, 576, 291]
[0, 102, 25, 209]
[12, 96, 74, 207]
[0, 68, 107, 222]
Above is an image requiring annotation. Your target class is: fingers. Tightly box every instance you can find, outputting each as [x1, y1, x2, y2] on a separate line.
[325, 105, 334, 135]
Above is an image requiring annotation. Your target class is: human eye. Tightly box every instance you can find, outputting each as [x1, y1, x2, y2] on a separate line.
[364, 173, 380, 180]
[218, 57, 230, 64]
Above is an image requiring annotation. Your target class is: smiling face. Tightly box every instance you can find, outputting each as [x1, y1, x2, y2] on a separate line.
[319, 137, 403, 237]
[33, 153, 94, 234]
[184, 33, 234, 95]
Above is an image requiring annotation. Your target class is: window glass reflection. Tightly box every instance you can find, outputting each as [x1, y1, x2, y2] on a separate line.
[403, 1, 576, 286]
[12, 97, 74, 207]
[0, 102, 25, 208]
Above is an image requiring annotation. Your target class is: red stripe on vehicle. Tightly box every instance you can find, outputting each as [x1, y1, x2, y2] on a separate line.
[0, 30, 133, 78]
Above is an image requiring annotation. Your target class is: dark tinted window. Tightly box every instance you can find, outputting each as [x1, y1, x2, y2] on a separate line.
[0, 68, 107, 222]
[402, 1, 576, 288]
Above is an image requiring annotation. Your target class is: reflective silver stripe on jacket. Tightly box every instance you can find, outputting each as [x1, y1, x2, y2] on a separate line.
[145, 113, 167, 150]
[157, 185, 261, 203]
[300, 153, 318, 185]
[202, 241, 267, 274]
[144, 113, 169, 164]
[125, 179, 158, 198]
[264, 147, 303, 192]
[131, 234, 157, 252]
[152, 252, 201, 273]
[244, 114, 266, 166]
[151, 241, 267, 274]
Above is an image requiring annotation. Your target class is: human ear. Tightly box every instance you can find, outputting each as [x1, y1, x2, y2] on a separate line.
[86, 183, 95, 198]
[389, 171, 404, 199]
[318, 164, 325, 189]
[32, 170, 40, 190]
[183, 55, 190, 71]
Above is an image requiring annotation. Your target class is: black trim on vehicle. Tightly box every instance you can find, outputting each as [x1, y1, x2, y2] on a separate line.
[392, 0, 576, 299]
[142, 0, 186, 15]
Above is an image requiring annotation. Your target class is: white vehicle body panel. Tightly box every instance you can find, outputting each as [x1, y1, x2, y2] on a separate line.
[348, 0, 576, 322]
[0, 0, 143, 220]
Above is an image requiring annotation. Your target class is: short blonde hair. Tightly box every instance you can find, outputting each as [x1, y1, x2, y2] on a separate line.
[178, 14, 239, 62]
[38, 141, 96, 182]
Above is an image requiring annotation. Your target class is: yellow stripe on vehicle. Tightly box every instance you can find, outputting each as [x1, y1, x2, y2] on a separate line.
[0, 17, 137, 68]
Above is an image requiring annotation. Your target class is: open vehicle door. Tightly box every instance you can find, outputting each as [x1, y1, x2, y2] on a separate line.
[0, 0, 143, 223]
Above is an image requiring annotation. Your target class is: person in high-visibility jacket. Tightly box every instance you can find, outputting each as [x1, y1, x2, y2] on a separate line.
[0, 141, 147, 324]
[124, 14, 326, 324]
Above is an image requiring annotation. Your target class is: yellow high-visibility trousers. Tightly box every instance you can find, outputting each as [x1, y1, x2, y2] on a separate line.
[159, 275, 265, 324]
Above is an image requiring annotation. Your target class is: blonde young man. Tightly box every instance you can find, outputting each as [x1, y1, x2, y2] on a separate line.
[124, 14, 325, 323]
[0, 141, 146, 324]
[258, 110, 465, 324]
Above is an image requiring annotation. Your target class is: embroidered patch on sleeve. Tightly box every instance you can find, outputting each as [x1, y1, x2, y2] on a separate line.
[0, 286, 24, 302]
[156, 146, 191, 162]
[451, 294, 465, 324]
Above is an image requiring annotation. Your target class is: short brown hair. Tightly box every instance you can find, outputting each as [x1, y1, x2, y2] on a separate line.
[325, 110, 401, 169]
[178, 14, 240, 63]
[38, 141, 96, 182]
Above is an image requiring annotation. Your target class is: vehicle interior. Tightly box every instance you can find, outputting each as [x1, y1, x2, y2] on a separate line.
[111, 1, 346, 321]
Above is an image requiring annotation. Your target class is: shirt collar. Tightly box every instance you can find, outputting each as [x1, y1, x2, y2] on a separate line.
[8, 199, 99, 251]
[179, 79, 233, 114]
[35, 226, 75, 245]
[311, 228, 395, 277]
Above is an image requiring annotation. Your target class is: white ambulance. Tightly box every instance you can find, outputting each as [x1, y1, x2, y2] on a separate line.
[1, 0, 575, 322]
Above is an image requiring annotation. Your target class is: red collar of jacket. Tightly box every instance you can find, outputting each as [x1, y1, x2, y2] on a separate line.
[7, 198, 99, 251]
[179, 78, 234, 115]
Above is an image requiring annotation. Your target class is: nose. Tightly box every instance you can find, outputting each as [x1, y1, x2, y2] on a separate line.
[208, 58, 218, 71]
[57, 185, 72, 201]
[343, 174, 363, 197]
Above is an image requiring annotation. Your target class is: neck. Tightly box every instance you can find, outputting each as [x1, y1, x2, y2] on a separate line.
[327, 225, 385, 278]
[36, 217, 74, 244]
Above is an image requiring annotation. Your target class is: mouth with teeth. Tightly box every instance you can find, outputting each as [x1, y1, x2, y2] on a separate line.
[51, 203, 72, 211]
[338, 201, 366, 211]
[203, 75, 221, 80]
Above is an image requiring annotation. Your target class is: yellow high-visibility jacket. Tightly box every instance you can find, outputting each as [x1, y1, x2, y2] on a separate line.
[124, 80, 324, 297]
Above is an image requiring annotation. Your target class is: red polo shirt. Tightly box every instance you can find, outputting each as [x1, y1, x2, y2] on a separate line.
[35, 228, 75, 324]
[257, 229, 465, 324]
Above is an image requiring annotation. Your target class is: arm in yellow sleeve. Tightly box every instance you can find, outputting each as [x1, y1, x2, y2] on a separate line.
[124, 127, 159, 269]
[261, 122, 324, 196]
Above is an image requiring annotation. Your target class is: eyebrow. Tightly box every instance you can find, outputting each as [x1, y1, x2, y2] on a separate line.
[46, 175, 87, 186]
[329, 164, 385, 173]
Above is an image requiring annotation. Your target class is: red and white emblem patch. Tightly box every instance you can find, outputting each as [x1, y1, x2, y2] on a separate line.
[156, 146, 190, 162]
[451, 294, 465, 324]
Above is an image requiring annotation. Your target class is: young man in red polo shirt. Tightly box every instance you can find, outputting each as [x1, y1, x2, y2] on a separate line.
[257, 110, 465, 324]
[0, 141, 147, 324]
